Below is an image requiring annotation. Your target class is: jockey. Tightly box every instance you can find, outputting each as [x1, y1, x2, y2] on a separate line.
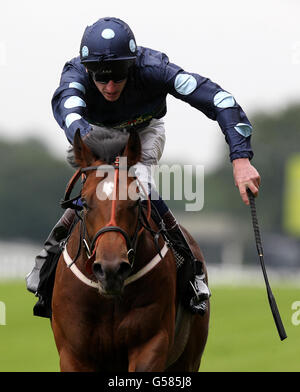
[26, 17, 260, 316]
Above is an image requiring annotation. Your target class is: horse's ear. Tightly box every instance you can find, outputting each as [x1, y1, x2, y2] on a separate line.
[123, 130, 141, 167]
[73, 129, 94, 167]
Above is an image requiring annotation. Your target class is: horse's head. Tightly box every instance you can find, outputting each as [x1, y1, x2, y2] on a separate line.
[73, 128, 144, 296]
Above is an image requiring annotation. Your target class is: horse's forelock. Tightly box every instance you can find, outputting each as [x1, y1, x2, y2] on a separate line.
[67, 128, 128, 169]
[84, 127, 129, 164]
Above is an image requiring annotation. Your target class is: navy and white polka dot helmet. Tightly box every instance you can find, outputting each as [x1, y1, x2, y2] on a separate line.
[80, 17, 137, 64]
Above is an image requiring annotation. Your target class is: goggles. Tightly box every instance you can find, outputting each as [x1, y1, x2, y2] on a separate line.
[92, 72, 128, 84]
[84, 59, 132, 84]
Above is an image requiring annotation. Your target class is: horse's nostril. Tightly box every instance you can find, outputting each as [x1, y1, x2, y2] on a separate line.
[92, 263, 104, 278]
[92, 261, 131, 283]
[118, 261, 132, 280]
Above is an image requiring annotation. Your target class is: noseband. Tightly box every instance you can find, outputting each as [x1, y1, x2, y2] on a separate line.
[61, 157, 151, 274]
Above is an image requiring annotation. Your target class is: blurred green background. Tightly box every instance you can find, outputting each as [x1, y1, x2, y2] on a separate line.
[0, 103, 300, 372]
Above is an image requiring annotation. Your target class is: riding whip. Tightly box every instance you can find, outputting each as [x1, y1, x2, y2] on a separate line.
[247, 189, 287, 341]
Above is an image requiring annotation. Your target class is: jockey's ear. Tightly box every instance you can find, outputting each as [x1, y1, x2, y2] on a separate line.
[123, 130, 141, 167]
[73, 129, 94, 167]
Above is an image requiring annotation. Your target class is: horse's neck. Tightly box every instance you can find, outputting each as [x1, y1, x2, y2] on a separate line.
[134, 218, 165, 271]
[68, 221, 88, 267]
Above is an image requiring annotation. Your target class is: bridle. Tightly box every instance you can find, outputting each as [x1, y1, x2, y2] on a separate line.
[61, 157, 152, 274]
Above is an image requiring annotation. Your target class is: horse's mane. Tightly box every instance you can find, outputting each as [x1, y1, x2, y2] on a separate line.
[67, 126, 129, 168]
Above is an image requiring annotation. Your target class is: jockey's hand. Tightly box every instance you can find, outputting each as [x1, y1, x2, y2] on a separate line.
[82, 127, 93, 140]
[232, 158, 261, 206]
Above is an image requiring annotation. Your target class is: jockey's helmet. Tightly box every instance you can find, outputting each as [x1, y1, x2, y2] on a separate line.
[80, 17, 137, 81]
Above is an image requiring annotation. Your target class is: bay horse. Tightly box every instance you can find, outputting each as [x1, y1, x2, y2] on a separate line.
[51, 129, 210, 372]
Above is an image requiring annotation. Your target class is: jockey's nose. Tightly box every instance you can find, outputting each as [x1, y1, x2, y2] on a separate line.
[105, 80, 118, 92]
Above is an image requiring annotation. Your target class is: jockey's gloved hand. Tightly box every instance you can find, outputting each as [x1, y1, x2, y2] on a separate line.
[82, 126, 93, 140]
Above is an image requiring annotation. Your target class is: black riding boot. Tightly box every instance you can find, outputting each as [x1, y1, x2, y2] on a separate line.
[161, 210, 211, 315]
[26, 208, 76, 317]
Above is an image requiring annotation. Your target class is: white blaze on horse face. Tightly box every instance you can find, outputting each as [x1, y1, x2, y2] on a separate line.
[95, 165, 115, 200]
[96, 179, 114, 200]
[94, 158, 139, 201]
[103, 180, 114, 198]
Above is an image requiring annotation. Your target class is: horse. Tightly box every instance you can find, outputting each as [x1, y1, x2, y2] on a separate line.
[51, 128, 210, 372]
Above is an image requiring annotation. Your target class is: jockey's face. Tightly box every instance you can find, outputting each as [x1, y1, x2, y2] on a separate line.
[93, 79, 127, 102]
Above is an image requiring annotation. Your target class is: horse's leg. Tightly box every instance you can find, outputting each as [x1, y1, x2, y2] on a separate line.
[128, 330, 169, 372]
[59, 347, 96, 372]
[52, 299, 97, 372]
[166, 304, 210, 372]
